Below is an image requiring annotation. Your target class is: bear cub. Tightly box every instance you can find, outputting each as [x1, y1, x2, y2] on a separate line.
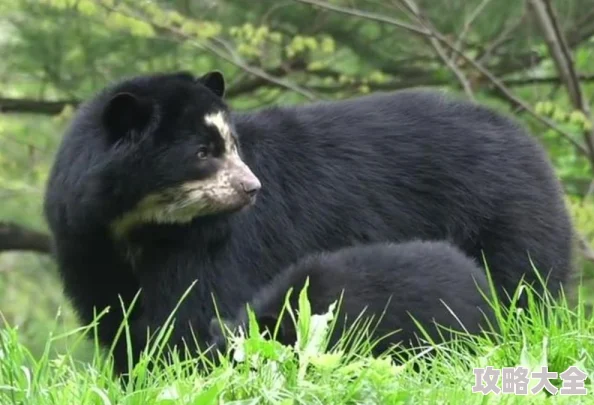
[209, 240, 497, 359]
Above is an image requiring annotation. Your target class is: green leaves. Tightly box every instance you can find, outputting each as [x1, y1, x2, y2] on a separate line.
[535, 101, 593, 132]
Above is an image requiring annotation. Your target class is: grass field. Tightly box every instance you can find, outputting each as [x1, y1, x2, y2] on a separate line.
[1, 274, 593, 405]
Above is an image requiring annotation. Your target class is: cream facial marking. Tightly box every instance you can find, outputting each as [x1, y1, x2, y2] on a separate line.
[110, 149, 261, 238]
[204, 110, 236, 154]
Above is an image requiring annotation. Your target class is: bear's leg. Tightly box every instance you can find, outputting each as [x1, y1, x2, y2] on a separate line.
[477, 216, 573, 308]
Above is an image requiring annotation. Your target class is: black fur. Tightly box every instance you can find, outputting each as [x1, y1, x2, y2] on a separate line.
[43, 71, 574, 375]
[208, 240, 497, 357]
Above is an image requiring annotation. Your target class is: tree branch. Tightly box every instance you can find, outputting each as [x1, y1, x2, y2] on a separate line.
[203, 36, 321, 101]
[2, 73, 593, 116]
[0, 60, 307, 114]
[527, 0, 585, 111]
[0, 97, 79, 115]
[479, 4, 594, 79]
[294, 0, 431, 36]
[475, 6, 528, 65]
[0, 222, 52, 255]
[224, 59, 307, 98]
[399, 0, 475, 99]
[503, 74, 594, 87]
[527, 0, 594, 173]
[453, 0, 493, 54]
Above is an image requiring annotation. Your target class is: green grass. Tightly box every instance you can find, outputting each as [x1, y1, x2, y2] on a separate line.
[1, 276, 594, 405]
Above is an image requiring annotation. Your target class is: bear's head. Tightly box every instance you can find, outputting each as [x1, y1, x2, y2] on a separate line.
[94, 70, 261, 236]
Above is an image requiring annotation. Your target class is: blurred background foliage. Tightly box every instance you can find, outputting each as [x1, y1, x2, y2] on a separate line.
[0, 0, 593, 360]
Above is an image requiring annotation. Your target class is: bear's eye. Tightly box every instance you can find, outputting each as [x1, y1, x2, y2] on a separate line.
[197, 145, 210, 160]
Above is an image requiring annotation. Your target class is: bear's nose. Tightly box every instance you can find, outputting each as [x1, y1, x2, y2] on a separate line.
[241, 178, 261, 197]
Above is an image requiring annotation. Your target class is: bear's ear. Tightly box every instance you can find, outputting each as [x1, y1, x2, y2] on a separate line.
[197, 70, 225, 98]
[102, 92, 154, 142]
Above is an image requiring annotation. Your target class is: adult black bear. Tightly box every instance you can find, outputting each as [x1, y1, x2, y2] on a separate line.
[43, 70, 574, 375]
[208, 240, 496, 358]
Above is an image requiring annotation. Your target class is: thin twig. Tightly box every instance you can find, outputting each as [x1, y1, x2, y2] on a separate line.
[399, 0, 475, 99]
[0, 222, 51, 255]
[453, 0, 492, 52]
[293, 0, 431, 36]
[476, 6, 528, 64]
[206, 37, 321, 101]
[503, 74, 594, 87]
